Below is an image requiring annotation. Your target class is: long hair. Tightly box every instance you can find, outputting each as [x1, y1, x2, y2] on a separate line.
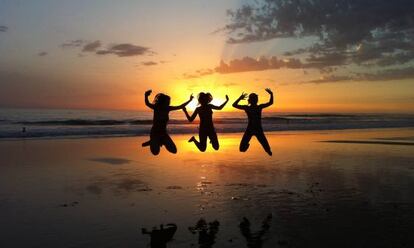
[153, 93, 171, 108]
[197, 92, 213, 106]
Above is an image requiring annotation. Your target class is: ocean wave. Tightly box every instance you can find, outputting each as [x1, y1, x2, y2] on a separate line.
[1, 119, 414, 139]
[15, 116, 339, 126]
[18, 119, 152, 126]
[1, 109, 414, 139]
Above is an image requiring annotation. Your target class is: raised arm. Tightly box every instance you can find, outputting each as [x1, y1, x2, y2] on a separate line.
[260, 88, 274, 108]
[144, 90, 154, 109]
[183, 107, 198, 122]
[211, 95, 229, 110]
[232, 93, 248, 110]
[169, 94, 194, 111]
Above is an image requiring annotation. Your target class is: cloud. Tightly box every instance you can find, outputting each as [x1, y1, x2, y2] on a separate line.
[82, 40, 101, 52]
[61, 39, 85, 48]
[0, 25, 8, 32]
[37, 51, 48, 57]
[303, 75, 353, 84]
[184, 55, 350, 78]
[142, 61, 157, 66]
[300, 67, 414, 84]
[184, 56, 305, 78]
[357, 67, 414, 81]
[96, 43, 153, 57]
[61, 40, 154, 58]
[221, 0, 414, 69]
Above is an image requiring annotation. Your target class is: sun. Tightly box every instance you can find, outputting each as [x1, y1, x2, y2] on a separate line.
[170, 76, 244, 112]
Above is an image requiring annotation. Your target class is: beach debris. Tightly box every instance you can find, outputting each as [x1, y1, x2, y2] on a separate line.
[142, 223, 177, 248]
[239, 214, 272, 248]
[189, 218, 220, 248]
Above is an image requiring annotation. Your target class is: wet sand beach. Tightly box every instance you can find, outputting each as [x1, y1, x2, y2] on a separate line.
[1, 128, 413, 247]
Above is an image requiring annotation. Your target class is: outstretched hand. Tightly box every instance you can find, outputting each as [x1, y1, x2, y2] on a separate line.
[265, 88, 273, 95]
[189, 94, 194, 101]
[239, 92, 248, 100]
[225, 95, 229, 101]
[145, 90, 152, 96]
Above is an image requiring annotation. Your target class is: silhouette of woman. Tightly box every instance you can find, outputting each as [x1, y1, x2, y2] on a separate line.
[183, 92, 229, 152]
[143, 90, 193, 155]
[232, 88, 273, 156]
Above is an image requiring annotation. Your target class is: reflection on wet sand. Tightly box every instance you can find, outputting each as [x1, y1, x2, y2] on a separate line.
[0, 128, 413, 247]
[239, 214, 273, 248]
[142, 223, 177, 248]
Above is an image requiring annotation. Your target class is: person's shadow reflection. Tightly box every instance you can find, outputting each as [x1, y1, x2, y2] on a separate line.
[142, 223, 177, 248]
[239, 214, 272, 248]
[189, 218, 220, 248]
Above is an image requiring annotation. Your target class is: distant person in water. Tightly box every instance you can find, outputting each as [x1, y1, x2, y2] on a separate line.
[143, 90, 193, 155]
[232, 88, 274, 156]
[183, 92, 229, 152]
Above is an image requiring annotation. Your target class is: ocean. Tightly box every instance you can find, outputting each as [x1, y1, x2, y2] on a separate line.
[1, 108, 414, 139]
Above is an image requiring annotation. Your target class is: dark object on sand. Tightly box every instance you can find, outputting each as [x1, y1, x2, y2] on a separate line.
[142, 223, 177, 248]
[189, 218, 220, 248]
[239, 214, 272, 248]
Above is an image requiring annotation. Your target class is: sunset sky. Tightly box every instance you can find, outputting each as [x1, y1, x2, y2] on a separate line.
[1, 0, 414, 113]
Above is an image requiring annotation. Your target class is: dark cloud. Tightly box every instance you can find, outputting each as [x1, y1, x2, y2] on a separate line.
[221, 0, 414, 69]
[61, 40, 154, 58]
[37, 51, 48, 57]
[0, 25, 8, 32]
[184, 55, 348, 78]
[301, 67, 414, 84]
[82, 40, 101, 52]
[96, 43, 153, 57]
[142, 61, 157, 66]
[184, 56, 305, 78]
[357, 67, 414, 81]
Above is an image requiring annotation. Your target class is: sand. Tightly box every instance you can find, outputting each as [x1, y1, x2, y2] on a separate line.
[0, 128, 413, 247]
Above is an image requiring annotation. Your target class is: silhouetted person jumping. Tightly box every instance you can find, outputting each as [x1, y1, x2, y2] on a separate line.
[183, 92, 229, 152]
[233, 88, 273, 156]
[143, 90, 193, 155]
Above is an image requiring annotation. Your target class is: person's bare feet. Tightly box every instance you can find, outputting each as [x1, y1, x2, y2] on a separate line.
[188, 136, 196, 143]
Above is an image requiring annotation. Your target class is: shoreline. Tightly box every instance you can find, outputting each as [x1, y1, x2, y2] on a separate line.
[1, 126, 414, 142]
